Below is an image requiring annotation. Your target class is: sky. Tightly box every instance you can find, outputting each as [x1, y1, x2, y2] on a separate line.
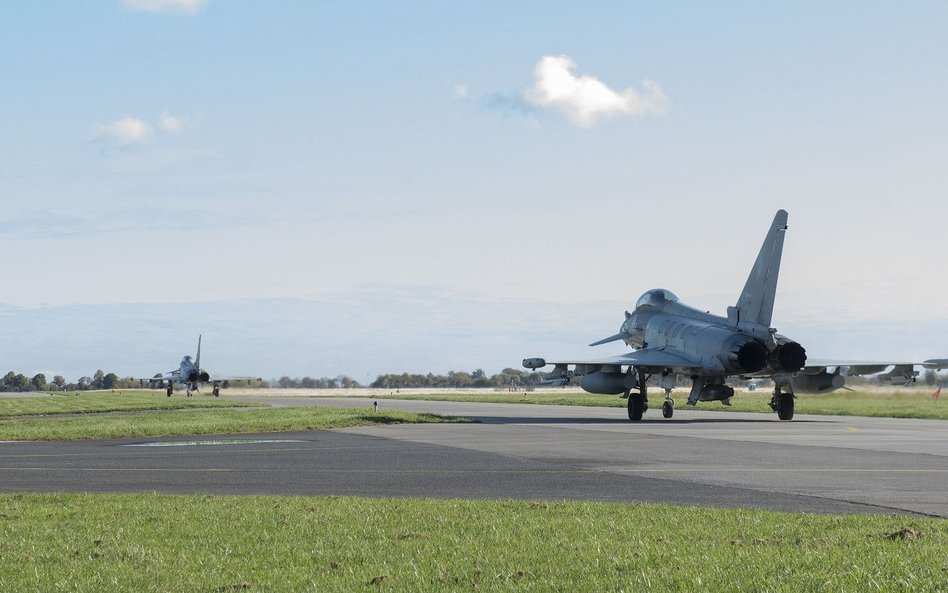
[2, 1, 947, 380]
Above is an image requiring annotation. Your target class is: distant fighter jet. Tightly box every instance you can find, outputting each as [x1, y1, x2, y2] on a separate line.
[141, 335, 256, 397]
[523, 210, 947, 421]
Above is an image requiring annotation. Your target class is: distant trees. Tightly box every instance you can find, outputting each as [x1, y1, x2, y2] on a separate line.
[0, 372, 33, 392]
[0, 366, 536, 392]
[0, 369, 149, 392]
[30, 373, 47, 391]
[339, 376, 360, 388]
[102, 373, 120, 390]
[369, 368, 545, 389]
[271, 376, 361, 389]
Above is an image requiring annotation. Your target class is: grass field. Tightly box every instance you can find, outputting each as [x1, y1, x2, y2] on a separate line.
[0, 390, 263, 416]
[0, 493, 942, 592]
[363, 389, 948, 420]
[0, 390, 465, 440]
[0, 406, 462, 441]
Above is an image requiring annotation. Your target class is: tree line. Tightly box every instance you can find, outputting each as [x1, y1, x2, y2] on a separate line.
[274, 376, 361, 389]
[0, 368, 550, 392]
[0, 369, 359, 392]
[0, 369, 136, 392]
[369, 368, 545, 389]
[1, 366, 942, 393]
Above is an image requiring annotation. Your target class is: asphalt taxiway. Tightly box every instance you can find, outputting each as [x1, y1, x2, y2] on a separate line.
[0, 397, 945, 516]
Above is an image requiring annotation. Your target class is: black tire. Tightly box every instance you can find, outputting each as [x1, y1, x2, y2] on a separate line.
[166, 387, 172, 397]
[776, 395, 794, 421]
[628, 394, 646, 421]
[213, 387, 220, 397]
[662, 400, 674, 419]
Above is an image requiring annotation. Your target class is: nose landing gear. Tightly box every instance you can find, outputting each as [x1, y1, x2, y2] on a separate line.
[658, 370, 675, 419]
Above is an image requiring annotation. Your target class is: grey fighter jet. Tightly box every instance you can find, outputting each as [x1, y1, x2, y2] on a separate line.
[141, 335, 256, 397]
[523, 210, 947, 421]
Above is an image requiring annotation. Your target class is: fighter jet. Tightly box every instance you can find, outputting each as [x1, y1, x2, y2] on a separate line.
[523, 210, 947, 421]
[141, 335, 255, 397]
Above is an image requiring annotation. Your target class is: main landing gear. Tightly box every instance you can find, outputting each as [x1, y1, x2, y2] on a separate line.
[623, 370, 677, 421]
[625, 370, 649, 422]
[769, 385, 795, 421]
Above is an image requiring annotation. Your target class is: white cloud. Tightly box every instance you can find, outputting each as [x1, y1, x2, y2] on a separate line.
[158, 112, 186, 133]
[91, 116, 153, 145]
[525, 55, 668, 126]
[91, 112, 196, 147]
[122, 0, 207, 15]
[453, 83, 470, 99]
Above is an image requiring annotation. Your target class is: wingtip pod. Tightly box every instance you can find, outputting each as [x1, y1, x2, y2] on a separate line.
[523, 358, 546, 369]
[923, 359, 948, 369]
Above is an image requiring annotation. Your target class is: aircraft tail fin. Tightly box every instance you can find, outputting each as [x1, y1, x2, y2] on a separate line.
[195, 334, 202, 371]
[729, 210, 788, 328]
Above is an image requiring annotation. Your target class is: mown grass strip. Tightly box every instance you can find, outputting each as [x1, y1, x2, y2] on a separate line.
[365, 390, 948, 419]
[0, 493, 943, 592]
[0, 407, 464, 441]
[0, 390, 262, 417]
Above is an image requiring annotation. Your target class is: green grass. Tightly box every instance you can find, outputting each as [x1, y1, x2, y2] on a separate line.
[0, 493, 943, 592]
[0, 390, 262, 417]
[366, 389, 948, 419]
[0, 407, 463, 441]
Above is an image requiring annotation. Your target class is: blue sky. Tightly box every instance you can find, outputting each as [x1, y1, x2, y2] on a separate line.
[2, 1, 947, 380]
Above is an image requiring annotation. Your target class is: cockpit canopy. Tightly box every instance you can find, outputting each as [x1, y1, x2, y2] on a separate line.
[182, 355, 193, 364]
[635, 288, 679, 310]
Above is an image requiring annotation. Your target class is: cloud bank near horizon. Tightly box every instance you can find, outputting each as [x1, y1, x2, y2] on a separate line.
[121, 0, 207, 15]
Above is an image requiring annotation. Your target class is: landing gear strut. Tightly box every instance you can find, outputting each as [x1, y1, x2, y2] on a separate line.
[769, 385, 795, 421]
[627, 370, 648, 422]
[659, 370, 674, 419]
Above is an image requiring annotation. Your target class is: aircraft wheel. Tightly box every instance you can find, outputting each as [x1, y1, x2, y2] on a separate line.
[213, 386, 220, 397]
[662, 400, 674, 419]
[627, 394, 646, 421]
[776, 395, 794, 421]
[166, 387, 172, 397]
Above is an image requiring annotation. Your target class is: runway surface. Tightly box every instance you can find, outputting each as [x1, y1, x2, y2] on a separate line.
[1, 396, 946, 516]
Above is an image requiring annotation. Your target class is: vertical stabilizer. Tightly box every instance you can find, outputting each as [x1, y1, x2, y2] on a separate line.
[195, 335, 202, 371]
[730, 210, 788, 328]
